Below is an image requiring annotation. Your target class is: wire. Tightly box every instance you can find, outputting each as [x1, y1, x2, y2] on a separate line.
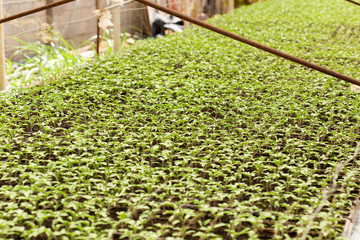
[105, 0, 187, 10]
[0, 0, 76, 24]
[5, 0, 157, 40]
[104, 0, 134, 10]
[133, 0, 360, 86]
[5, 0, 13, 17]
[5, 15, 96, 41]
[37, 0, 80, 77]
[4, 0, 187, 47]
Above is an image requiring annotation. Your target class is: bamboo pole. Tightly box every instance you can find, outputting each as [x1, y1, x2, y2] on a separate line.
[113, 7, 121, 50]
[0, 0, 6, 91]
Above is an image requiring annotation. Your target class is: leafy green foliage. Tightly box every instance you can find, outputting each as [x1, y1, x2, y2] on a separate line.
[6, 34, 85, 88]
[1, 0, 360, 239]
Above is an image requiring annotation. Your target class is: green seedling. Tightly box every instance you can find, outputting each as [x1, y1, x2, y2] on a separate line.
[0, 0, 360, 239]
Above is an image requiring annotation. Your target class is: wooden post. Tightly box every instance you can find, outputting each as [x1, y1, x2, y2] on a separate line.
[113, 7, 121, 50]
[228, 0, 234, 12]
[0, 0, 6, 91]
[96, 0, 101, 55]
[96, 0, 102, 10]
[143, 5, 152, 37]
[215, 0, 221, 15]
[184, 0, 190, 27]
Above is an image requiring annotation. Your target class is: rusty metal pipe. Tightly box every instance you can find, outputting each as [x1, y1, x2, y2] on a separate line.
[134, 0, 360, 87]
[345, 0, 360, 6]
[0, 0, 75, 24]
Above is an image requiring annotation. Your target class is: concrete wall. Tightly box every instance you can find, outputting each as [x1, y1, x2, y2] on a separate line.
[3, 0, 150, 59]
[3, 0, 226, 60]
[4, 0, 48, 57]
[113, 1, 152, 36]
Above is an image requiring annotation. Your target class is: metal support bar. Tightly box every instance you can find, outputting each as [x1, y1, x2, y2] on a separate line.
[345, 0, 360, 6]
[0, 0, 75, 24]
[133, 0, 360, 87]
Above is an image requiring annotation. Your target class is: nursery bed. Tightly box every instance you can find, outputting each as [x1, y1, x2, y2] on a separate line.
[1, 0, 360, 239]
